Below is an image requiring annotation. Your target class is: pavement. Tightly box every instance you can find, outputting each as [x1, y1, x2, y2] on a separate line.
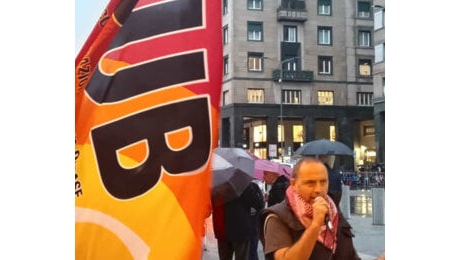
[201, 214, 384, 260]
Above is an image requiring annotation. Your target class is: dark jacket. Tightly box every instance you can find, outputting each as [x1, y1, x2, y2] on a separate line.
[259, 201, 361, 260]
[213, 182, 265, 242]
[325, 163, 343, 207]
[267, 175, 290, 207]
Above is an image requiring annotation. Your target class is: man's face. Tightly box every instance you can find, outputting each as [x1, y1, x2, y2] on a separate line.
[291, 161, 329, 204]
[263, 171, 278, 184]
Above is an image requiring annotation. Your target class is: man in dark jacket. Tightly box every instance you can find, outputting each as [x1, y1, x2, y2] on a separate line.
[263, 171, 290, 207]
[212, 181, 265, 260]
[259, 157, 361, 260]
[318, 155, 342, 207]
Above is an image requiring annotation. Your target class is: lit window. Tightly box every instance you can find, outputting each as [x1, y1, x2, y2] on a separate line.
[247, 88, 264, 103]
[359, 59, 372, 76]
[318, 91, 334, 105]
[293, 125, 304, 142]
[254, 125, 267, 142]
[277, 125, 284, 142]
[248, 53, 263, 71]
[329, 126, 336, 141]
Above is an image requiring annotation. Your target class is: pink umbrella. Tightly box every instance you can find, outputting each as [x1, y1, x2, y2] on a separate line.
[254, 160, 292, 181]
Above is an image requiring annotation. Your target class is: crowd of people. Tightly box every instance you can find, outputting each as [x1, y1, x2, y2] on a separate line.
[209, 155, 385, 260]
[341, 171, 385, 188]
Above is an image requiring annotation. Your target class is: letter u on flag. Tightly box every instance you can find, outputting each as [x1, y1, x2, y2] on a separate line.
[75, 0, 222, 259]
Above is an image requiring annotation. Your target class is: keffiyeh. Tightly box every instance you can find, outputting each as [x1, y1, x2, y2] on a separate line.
[285, 186, 339, 252]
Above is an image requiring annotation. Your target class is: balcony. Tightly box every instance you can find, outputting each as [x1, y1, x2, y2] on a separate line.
[277, 0, 307, 22]
[272, 69, 314, 82]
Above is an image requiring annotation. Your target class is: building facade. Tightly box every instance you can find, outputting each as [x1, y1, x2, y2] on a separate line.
[219, 0, 381, 170]
[372, 0, 385, 166]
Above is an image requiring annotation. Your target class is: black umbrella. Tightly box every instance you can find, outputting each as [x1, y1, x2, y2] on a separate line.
[294, 139, 353, 156]
[211, 153, 253, 205]
[214, 147, 255, 176]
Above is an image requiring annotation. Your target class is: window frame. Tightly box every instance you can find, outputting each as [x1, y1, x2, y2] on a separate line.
[374, 9, 384, 30]
[247, 52, 264, 72]
[375, 43, 384, 63]
[247, 21, 263, 42]
[318, 26, 332, 45]
[283, 25, 297, 43]
[357, 1, 371, 18]
[223, 55, 229, 75]
[318, 0, 331, 15]
[223, 0, 228, 15]
[318, 56, 333, 75]
[358, 30, 371, 47]
[282, 89, 301, 104]
[247, 0, 262, 10]
[357, 92, 374, 106]
[247, 88, 265, 103]
[223, 90, 229, 106]
[223, 25, 229, 45]
[317, 90, 334, 105]
[358, 58, 372, 76]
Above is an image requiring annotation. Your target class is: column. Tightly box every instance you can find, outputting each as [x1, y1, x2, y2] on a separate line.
[266, 115, 278, 159]
[306, 116, 315, 142]
[337, 116, 354, 170]
[230, 114, 244, 148]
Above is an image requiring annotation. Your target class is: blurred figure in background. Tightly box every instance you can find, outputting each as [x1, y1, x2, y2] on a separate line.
[318, 155, 342, 207]
[263, 171, 290, 207]
[212, 181, 264, 260]
[248, 181, 265, 260]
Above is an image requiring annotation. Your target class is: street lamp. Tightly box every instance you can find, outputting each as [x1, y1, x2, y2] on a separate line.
[278, 56, 300, 160]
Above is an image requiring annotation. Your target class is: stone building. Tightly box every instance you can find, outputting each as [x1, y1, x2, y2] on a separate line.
[219, 0, 382, 169]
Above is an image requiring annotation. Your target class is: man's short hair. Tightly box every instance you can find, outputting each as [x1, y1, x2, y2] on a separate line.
[291, 157, 324, 179]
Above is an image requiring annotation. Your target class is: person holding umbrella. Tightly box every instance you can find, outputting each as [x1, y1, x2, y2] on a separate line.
[211, 150, 264, 259]
[294, 139, 354, 208]
[263, 171, 290, 207]
[317, 155, 343, 207]
[211, 180, 264, 260]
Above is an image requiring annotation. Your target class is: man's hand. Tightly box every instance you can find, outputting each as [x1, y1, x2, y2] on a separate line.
[297, 196, 328, 228]
[311, 196, 329, 227]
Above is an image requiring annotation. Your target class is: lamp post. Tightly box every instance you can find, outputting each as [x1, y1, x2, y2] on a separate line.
[278, 56, 300, 160]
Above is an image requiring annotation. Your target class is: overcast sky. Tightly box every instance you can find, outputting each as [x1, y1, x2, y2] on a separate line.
[75, 0, 109, 55]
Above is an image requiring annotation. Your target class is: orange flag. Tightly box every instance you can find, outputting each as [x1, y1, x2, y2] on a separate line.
[75, 0, 222, 259]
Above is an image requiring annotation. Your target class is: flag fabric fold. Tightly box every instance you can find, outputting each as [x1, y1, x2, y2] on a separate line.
[75, 0, 222, 259]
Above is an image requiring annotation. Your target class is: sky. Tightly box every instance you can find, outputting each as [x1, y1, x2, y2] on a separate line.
[75, 0, 110, 55]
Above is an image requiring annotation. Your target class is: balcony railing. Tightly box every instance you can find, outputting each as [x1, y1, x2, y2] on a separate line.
[272, 69, 314, 82]
[277, 0, 307, 22]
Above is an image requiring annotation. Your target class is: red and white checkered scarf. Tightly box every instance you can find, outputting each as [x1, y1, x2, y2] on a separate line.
[285, 186, 338, 252]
